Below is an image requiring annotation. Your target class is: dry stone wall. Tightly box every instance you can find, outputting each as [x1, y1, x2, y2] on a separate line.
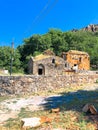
[0, 74, 98, 96]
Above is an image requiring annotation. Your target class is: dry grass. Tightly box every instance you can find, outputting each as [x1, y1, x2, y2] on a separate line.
[1, 84, 98, 130]
[1, 109, 97, 130]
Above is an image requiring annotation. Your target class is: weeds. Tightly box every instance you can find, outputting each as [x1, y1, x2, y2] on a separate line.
[2, 109, 97, 130]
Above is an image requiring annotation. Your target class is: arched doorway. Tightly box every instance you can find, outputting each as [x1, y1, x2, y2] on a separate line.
[38, 64, 45, 75]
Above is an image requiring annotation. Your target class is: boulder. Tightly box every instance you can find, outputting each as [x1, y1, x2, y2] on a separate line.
[82, 104, 97, 115]
[21, 116, 51, 129]
[51, 108, 60, 113]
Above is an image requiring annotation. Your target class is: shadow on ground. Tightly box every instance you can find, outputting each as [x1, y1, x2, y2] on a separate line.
[40, 88, 98, 127]
[42, 89, 98, 112]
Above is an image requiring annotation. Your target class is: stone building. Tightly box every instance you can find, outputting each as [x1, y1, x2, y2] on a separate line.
[61, 50, 90, 71]
[28, 50, 67, 76]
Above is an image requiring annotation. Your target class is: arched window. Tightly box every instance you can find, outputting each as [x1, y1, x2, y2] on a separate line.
[38, 64, 45, 75]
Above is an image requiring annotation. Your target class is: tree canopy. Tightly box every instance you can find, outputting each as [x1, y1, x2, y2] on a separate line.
[1, 28, 98, 73]
[0, 46, 22, 73]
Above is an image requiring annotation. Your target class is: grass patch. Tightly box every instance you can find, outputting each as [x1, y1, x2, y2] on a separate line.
[0, 96, 10, 102]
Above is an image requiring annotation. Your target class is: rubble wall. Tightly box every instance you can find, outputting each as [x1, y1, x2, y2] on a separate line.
[0, 74, 98, 95]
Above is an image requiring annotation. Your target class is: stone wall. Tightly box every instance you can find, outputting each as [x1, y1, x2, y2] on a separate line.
[0, 74, 98, 96]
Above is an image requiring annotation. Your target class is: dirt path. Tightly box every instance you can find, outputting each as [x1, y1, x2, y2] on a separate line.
[0, 96, 48, 124]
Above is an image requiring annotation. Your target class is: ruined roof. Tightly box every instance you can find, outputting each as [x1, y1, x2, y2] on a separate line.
[34, 54, 51, 61]
[65, 50, 89, 55]
[32, 54, 61, 61]
[32, 49, 55, 61]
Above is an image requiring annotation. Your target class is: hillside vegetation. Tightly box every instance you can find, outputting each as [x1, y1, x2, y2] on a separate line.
[1, 26, 98, 73]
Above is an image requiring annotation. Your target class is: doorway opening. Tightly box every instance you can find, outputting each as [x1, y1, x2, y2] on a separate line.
[38, 64, 45, 75]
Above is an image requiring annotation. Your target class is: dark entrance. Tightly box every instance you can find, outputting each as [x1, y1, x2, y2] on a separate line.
[38, 68, 43, 75]
[38, 64, 45, 75]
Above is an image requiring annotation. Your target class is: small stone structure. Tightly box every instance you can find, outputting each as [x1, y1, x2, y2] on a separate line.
[28, 50, 67, 76]
[61, 50, 90, 71]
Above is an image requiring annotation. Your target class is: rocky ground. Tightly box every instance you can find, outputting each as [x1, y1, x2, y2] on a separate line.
[0, 83, 98, 128]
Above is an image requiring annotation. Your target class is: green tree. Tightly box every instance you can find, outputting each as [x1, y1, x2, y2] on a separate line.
[0, 46, 22, 73]
[17, 28, 98, 72]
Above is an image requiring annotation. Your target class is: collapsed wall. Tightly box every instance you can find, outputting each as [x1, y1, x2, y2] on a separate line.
[0, 74, 98, 96]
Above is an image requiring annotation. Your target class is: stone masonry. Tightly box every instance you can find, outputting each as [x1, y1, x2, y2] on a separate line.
[0, 73, 98, 96]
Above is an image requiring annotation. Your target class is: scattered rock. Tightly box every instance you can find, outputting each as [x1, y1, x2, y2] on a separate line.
[21, 116, 52, 129]
[82, 104, 90, 112]
[82, 104, 98, 115]
[21, 117, 41, 129]
[51, 108, 60, 113]
[89, 105, 97, 115]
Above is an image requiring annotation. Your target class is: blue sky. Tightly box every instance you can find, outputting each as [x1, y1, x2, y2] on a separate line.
[0, 0, 98, 48]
